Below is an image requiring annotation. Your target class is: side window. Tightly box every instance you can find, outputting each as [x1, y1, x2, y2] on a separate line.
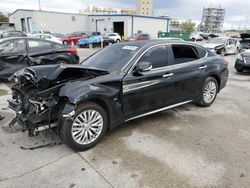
[0, 39, 26, 54]
[171, 45, 199, 64]
[138, 46, 168, 69]
[195, 46, 207, 58]
[28, 40, 53, 52]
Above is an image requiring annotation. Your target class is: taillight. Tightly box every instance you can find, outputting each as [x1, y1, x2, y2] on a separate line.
[224, 59, 229, 67]
[66, 48, 77, 54]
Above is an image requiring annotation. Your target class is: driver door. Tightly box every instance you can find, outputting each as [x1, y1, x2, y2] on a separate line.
[122, 45, 178, 119]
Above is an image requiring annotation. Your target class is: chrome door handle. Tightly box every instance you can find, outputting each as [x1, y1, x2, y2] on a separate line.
[199, 65, 207, 70]
[162, 73, 174, 78]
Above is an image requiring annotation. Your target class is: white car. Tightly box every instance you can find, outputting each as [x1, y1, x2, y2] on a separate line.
[30, 34, 62, 44]
[189, 33, 203, 41]
[203, 37, 240, 56]
[107, 33, 121, 43]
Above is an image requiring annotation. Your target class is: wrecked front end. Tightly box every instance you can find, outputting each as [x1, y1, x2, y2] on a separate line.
[8, 64, 105, 136]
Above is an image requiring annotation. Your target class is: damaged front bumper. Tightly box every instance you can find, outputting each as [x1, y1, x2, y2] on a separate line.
[8, 98, 76, 136]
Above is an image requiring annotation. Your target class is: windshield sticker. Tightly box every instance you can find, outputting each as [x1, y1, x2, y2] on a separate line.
[122, 46, 138, 51]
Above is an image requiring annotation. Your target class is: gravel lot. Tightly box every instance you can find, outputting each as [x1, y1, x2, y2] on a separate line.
[0, 44, 250, 188]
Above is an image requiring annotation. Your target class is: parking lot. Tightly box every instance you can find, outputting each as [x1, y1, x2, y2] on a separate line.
[0, 45, 250, 188]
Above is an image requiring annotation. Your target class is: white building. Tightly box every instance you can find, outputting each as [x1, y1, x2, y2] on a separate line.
[9, 9, 170, 38]
[88, 14, 170, 38]
[9, 9, 89, 34]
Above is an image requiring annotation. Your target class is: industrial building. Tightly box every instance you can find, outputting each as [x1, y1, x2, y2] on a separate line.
[8, 9, 170, 38]
[136, 0, 153, 16]
[198, 6, 225, 33]
[8, 9, 89, 34]
[88, 14, 170, 38]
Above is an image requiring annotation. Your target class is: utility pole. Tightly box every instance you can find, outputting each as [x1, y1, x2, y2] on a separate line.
[39, 0, 41, 10]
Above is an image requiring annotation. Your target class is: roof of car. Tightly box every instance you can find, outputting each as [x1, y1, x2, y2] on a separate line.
[125, 39, 187, 46]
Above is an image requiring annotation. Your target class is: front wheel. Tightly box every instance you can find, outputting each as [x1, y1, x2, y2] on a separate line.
[196, 77, 218, 107]
[88, 43, 93, 48]
[60, 102, 108, 151]
[220, 49, 226, 56]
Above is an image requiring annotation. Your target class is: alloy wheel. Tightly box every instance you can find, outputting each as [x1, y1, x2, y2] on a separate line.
[203, 81, 217, 104]
[71, 110, 103, 145]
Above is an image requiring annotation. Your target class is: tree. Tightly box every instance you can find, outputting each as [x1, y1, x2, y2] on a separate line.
[0, 12, 9, 22]
[180, 19, 196, 33]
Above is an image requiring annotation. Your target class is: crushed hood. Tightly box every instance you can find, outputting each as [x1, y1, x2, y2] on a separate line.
[10, 64, 109, 90]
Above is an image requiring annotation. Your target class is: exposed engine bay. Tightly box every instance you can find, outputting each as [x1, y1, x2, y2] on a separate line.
[8, 64, 107, 136]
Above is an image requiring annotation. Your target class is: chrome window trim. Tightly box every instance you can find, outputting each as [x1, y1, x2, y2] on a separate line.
[126, 42, 208, 75]
[125, 100, 193, 122]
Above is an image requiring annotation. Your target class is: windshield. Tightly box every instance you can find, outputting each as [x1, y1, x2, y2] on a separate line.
[82, 43, 141, 72]
[208, 38, 226, 44]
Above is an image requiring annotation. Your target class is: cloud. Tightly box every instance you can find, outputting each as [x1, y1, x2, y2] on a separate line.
[0, 0, 249, 29]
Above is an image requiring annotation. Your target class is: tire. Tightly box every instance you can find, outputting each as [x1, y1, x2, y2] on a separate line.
[116, 39, 121, 43]
[88, 43, 93, 48]
[220, 49, 226, 56]
[63, 41, 68, 45]
[60, 102, 108, 151]
[196, 77, 218, 107]
[191, 38, 195, 41]
[236, 68, 243, 73]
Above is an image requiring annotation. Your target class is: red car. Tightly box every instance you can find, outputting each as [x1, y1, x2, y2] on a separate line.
[127, 33, 150, 41]
[61, 32, 101, 45]
[61, 32, 88, 45]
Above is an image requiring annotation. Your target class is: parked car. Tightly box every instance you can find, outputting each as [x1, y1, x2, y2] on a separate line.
[0, 31, 28, 38]
[0, 37, 79, 80]
[239, 38, 250, 51]
[107, 33, 121, 43]
[200, 33, 209, 40]
[61, 32, 101, 45]
[51, 33, 65, 38]
[189, 33, 203, 41]
[157, 37, 184, 41]
[8, 40, 229, 150]
[203, 37, 240, 56]
[127, 33, 150, 41]
[208, 33, 219, 38]
[29, 30, 51, 35]
[77, 35, 109, 48]
[30, 34, 62, 44]
[235, 50, 250, 72]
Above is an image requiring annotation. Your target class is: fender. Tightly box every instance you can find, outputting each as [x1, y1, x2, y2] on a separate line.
[59, 82, 124, 129]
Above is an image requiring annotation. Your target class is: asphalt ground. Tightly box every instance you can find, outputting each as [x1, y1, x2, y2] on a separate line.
[0, 43, 250, 188]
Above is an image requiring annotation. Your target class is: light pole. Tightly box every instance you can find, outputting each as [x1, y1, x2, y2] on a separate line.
[39, 0, 41, 10]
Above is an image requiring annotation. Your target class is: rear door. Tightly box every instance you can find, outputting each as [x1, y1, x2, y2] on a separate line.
[27, 39, 56, 65]
[0, 39, 28, 80]
[168, 44, 207, 101]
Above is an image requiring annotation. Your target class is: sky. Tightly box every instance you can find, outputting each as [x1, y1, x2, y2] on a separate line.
[0, 0, 249, 30]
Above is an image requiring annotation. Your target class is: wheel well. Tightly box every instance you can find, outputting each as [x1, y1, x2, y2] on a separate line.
[89, 99, 111, 129]
[209, 74, 221, 91]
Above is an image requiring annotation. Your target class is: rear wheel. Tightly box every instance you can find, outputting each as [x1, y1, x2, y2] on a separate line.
[63, 41, 68, 45]
[116, 39, 121, 43]
[60, 102, 108, 151]
[88, 43, 93, 48]
[196, 77, 218, 107]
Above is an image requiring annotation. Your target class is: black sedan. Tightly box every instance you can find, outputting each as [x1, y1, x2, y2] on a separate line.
[8, 40, 229, 150]
[235, 50, 250, 72]
[0, 37, 79, 81]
